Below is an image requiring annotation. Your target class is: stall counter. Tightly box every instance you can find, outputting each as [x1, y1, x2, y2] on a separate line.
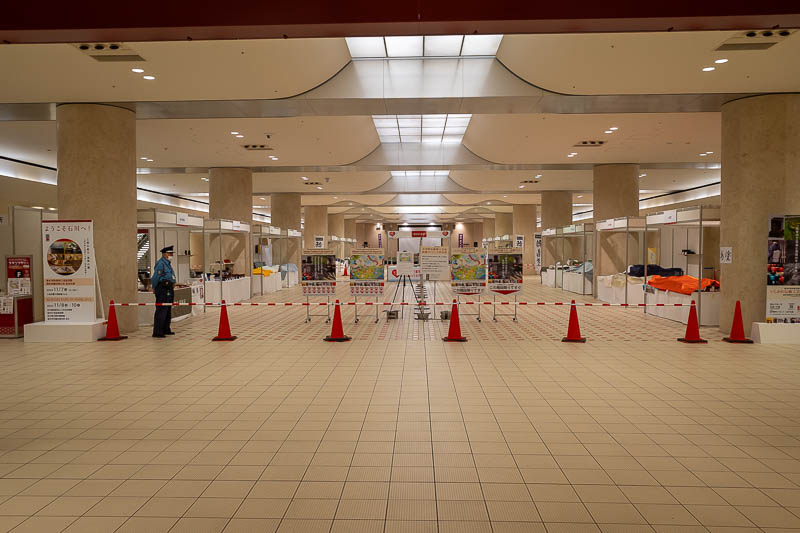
[205, 277, 251, 303]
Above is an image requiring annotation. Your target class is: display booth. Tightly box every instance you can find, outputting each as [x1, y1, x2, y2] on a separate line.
[540, 229, 560, 288]
[136, 209, 204, 325]
[203, 219, 251, 304]
[595, 216, 651, 306]
[271, 229, 301, 288]
[644, 207, 721, 326]
[541, 224, 594, 295]
[251, 225, 282, 297]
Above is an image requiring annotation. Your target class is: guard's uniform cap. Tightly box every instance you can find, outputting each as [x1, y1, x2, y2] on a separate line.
[160, 246, 174, 254]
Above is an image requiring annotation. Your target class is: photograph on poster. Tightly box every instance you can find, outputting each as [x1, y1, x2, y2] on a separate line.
[47, 239, 83, 275]
[301, 254, 336, 281]
[488, 252, 522, 293]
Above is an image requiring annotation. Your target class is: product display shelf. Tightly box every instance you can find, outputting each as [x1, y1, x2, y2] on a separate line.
[203, 218, 252, 304]
[251, 225, 283, 297]
[137, 208, 205, 287]
[549, 223, 594, 295]
[271, 228, 302, 288]
[595, 216, 652, 305]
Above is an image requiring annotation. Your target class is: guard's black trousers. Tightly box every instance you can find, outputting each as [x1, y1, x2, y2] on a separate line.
[153, 284, 174, 336]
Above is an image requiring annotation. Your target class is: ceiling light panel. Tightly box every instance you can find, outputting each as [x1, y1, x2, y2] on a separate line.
[424, 35, 464, 56]
[372, 114, 472, 144]
[385, 36, 423, 57]
[345, 37, 386, 58]
[461, 34, 503, 56]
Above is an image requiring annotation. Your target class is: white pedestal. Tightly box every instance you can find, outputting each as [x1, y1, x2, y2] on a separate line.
[24, 320, 106, 342]
[751, 323, 800, 344]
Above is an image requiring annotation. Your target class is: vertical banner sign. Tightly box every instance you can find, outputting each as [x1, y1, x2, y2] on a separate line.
[377, 233, 382, 248]
[458, 234, 463, 247]
[450, 247, 487, 295]
[766, 215, 800, 323]
[301, 249, 337, 296]
[534, 233, 542, 273]
[350, 248, 385, 296]
[396, 251, 414, 275]
[5, 256, 32, 295]
[314, 236, 325, 249]
[420, 247, 449, 278]
[42, 220, 96, 322]
[488, 250, 523, 294]
[515, 235, 524, 248]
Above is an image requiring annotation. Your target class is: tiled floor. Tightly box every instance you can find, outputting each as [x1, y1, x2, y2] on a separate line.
[1, 277, 799, 532]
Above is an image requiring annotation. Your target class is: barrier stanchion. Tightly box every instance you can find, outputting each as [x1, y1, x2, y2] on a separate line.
[212, 300, 237, 341]
[562, 300, 586, 343]
[677, 300, 707, 344]
[98, 300, 128, 341]
[442, 299, 467, 342]
[324, 300, 351, 342]
[723, 300, 754, 344]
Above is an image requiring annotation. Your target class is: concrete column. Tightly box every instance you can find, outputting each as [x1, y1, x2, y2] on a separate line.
[56, 104, 137, 332]
[482, 218, 495, 241]
[495, 213, 513, 237]
[513, 204, 538, 275]
[209, 168, 253, 223]
[721, 94, 800, 332]
[344, 219, 356, 256]
[303, 206, 328, 249]
[328, 213, 344, 237]
[541, 191, 573, 229]
[592, 164, 639, 221]
[270, 193, 301, 267]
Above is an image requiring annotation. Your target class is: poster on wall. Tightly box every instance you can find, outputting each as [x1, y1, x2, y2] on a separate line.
[450, 247, 486, 295]
[488, 250, 523, 294]
[42, 220, 97, 322]
[515, 235, 524, 248]
[314, 236, 325, 249]
[766, 215, 800, 323]
[350, 248, 384, 296]
[5, 255, 32, 296]
[396, 251, 414, 275]
[420, 246, 449, 278]
[534, 233, 542, 273]
[301, 249, 337, 296]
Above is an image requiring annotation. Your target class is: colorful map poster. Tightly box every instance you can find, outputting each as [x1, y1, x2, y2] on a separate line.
[350, 248, 384, 296]
[301, 249, 336, 296]
[450, 247, 486, 295]
[488, 250, 522, 294]
[766, 215, 800, 323]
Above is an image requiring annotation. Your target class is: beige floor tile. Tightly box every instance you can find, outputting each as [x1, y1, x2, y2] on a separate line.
[536, 502, 594, 523]
[330, 519, 385, 532]
[169, 517, 229, 533]
[61, 516, 127, 533]
[7, 516, 77, 533]
[335, 499, 387, 519]
[184, 498, 243, 518]
[222, 518, 280, 533]
[585, 502, 647, 524]
[134, 497, 195, 517]
[115, 516, 178, 533]
[284, 498, 339, 519]
[486, 501, 540, 521]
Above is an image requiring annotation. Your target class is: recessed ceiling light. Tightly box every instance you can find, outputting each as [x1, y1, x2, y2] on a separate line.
[259, 197, 265, 200]
[604, 130, 613, 134]
[316, 186, 323, 190]
[702, 67, 715, 72]
[705, 151, 714, 154]
[230, 131, 239, 135]
[131, 68, 144, 73]
[333, 196, 338, 199]
[518, 185, 525, 189]
[143, 75, 155, 80]
[271, 157, 278, 161]
[301, 176, 308, 181]
[535, 174, 542, 178]
[567, 154, 575, 158]
[715, 58, 728, 64]
[140, 157, 147, 160]
[487, 202, 491, 205]
[201, 177, 209, 181]
[32, 206, 43, 209]
[235, 134, 244, 138]
[577, 195, 583, 198]
[639, 173, 647, 178]
[503, 195, 508, 198]
[146, 158, 153, 162]
[609, 127, 618, 131]
[48, 207, 56, 211]
[699, 153, 707, 156]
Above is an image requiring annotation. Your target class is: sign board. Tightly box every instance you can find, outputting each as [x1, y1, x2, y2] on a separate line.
[387, 230, 450, 239]
[350, 248, 384, 296]
[450, 247, 486, 295]
[767, 215, 800, 323]
[420, 246, 449, 278]
[176, 212, 189, 225]
[42, 220, 97, 322]
[0, 296, 12, 315]
[596, 219, 614, 231]
[396, 251, 414, 275]
[488, 250, 523, 294]
[515, 235, 524, 248]
[664, 210, 678, 224]
[232, 220, 241, 231]
[314, 235, 325, 249]
[719, 247, 733, 264]
[5, 255, 32, 296]
[458, 233, 463, 247]
[301, 249, 336, 296]
[534, 233, 542, 273]
[269, 226, 281, 235]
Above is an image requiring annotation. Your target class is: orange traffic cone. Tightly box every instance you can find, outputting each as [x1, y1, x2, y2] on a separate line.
[678, 300, 707, 343]
[442, 299, 467, 342]
[562, 300, 586, 342]
[324, 300, 351, 342]
[99, 300, 128, 341]
[343, 263, 348, 277]
[723, 300, 753, 343]
[212, 300, 237, 341]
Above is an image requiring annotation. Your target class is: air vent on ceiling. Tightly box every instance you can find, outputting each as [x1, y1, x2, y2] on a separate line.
[303, 181, 322, 186]
[72, 43, 145, 62]
[520, 180, 537, 184]
[573, 140, 606, 147]
[716, 29, 794, 51]
[242, 144, 273, 151]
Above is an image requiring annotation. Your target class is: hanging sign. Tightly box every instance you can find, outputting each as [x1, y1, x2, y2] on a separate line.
[397, 251, 414, 275]
[314, 235, 325, 249]
[176, 212, 189, 225]
[42, 220, 97, 322]
[719, 247, 733, 264]
[387, 230, 449, 239]
[766, 215, 800, 323]
[420, 246, 449, 278]
[664, 210, 678, 224]
[515, 235, 524, 248]
[350, 248, 385, 296]
[488, 250, 523, 294]
[458, 234, 463, 247]
[450, 247, 486, 295]
[5, 255, 32, 296]
[534, 233, 542, 273]
[301, 249, 337, 296]
[377, 233, 382, 248]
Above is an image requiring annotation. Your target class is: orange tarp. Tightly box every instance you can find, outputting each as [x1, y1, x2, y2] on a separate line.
[647, 275, 719, 295]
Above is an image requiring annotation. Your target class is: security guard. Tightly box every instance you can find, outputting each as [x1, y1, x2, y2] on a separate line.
[151, 245, 176, 338]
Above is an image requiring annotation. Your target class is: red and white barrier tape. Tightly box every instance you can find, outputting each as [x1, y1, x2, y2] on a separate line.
[113, 301, 695, 308]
